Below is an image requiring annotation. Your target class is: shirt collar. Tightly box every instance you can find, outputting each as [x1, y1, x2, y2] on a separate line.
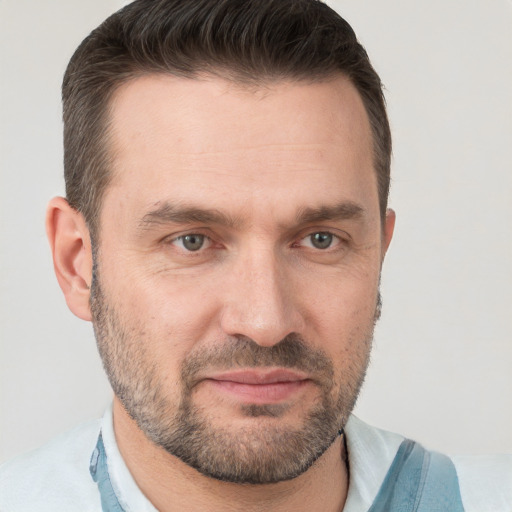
[100, 404, 157, 512]
[343, 415, 404, 511]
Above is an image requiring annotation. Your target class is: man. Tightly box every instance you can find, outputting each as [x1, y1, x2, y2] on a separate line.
[0, 0, 510, 511]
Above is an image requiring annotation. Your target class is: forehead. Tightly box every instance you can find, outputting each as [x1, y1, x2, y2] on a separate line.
[104, 73, 377, 225]
[108, 73, 371, 158]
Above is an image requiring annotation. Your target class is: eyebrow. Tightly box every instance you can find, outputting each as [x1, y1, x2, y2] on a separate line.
[295, 201, 365, 225]
[138, 200, 366, 233]
[139, 202, 244, 231]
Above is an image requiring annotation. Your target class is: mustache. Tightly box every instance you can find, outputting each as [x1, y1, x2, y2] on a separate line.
[181, 334, 334, 390]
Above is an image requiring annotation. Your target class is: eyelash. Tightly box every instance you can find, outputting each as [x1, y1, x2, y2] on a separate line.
[301, 232, 344, 250]
[167, 230, 346, 254]
[170, 233, 212, 252]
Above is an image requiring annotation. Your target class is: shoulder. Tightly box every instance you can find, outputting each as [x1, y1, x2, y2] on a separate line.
[452, 453, 512, 512]
[345, 416, 512, 512]
[0, 419, 102, 512]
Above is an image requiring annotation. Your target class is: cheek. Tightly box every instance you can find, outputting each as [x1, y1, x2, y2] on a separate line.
[300, 265, 380, 332]
[296, 265, 379, 381]
[104, 265, 223, 355]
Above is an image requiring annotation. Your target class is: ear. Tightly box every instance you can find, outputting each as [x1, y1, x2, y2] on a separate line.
[46, 197, 93, 321]
[382, 208, 396, 257]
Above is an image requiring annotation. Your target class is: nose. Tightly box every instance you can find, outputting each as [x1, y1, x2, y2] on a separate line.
[219, 247, 305, 347]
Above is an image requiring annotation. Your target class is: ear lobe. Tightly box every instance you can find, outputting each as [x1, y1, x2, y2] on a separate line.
[46, 197, 93, 321]
[382, 208, 396, 256]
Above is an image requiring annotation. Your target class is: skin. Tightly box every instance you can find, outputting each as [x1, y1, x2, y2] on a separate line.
[47, 74, 395, 512]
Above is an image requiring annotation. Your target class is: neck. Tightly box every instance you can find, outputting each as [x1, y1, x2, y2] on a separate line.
[112, 399, 349, 512]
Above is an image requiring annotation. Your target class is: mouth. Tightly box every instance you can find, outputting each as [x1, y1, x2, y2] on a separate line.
[202, 368, 312, 404]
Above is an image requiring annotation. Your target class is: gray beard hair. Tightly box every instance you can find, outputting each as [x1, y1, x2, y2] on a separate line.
[90, 265, 377, 484]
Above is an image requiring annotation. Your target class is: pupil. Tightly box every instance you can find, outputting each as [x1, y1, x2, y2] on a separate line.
[183, 235, 204, 251]
[312, 232, 332, 249]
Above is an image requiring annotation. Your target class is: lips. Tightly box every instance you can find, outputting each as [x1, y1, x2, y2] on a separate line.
[203, 368, 311, 404]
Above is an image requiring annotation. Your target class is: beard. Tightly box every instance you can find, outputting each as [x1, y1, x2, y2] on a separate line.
[90, 267, 376, 484]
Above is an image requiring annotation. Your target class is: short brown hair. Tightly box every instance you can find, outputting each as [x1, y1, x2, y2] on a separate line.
[63, 0, 391, 236]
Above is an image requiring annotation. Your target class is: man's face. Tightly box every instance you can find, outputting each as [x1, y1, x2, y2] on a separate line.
[90, 74, 392, 483]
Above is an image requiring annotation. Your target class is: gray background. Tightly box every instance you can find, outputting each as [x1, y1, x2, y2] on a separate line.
[1, 0, 511, 462]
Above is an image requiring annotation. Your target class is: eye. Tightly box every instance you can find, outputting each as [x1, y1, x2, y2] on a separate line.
[173, 234, 208, 252]
[300, 232, 339, 250]
[310, 232, 333, 249]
